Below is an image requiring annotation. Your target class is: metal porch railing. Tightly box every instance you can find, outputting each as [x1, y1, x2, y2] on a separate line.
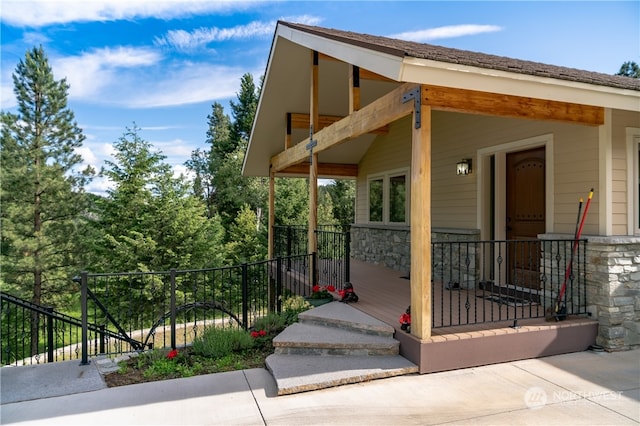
[273, 225, 351, 290]
[431, 238, 589, 328]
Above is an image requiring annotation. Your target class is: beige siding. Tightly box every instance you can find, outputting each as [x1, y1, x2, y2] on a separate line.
[355, 108, 639, 237]
[611, 110, 640, 234]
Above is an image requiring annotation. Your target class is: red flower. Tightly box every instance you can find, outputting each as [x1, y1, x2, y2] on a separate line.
[167, 349, 178, 359]
[312, 285, 321, 293]
[258, 330, 267, 336]
[251, 329, 267, 338]
[251, 331, 259, 338]
[326, 285, 335, 292]
[339, 290, 345, 298]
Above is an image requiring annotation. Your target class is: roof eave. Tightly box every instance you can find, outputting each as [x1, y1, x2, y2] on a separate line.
[400, 57, 640, 112]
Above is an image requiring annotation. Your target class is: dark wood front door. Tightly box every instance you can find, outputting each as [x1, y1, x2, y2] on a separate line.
[506, 147, 545, 289]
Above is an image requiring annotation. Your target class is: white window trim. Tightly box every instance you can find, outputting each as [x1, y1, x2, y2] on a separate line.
[366, 168, 410, 225]
[626, 128, 640, 236]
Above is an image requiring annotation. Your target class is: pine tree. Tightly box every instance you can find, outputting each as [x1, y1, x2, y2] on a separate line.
[229, 73, 259, 148]
[95, 125, 223, 272]
[616, 61, 640, 78]
[0, 46, 92, 355]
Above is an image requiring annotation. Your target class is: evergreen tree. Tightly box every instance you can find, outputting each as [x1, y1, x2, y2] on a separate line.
[224, 204, 267, 264]
[229, 73, 260, 148]
[275, 178, 309, 225]
[0, 46, 92, 354]
[186, 102, 233, 218]
[616, 61, 640, 78]
[325, 180, 355, 229]
[94, 125, 224, 272]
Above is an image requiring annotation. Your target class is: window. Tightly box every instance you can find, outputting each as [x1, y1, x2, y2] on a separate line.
[389, 174, 406, 223]
[368, 178, 383, 222]
[367, 169, 409, 224]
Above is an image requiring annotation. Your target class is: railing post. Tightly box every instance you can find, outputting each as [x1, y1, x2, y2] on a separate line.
[276, 257, 283, 313]
[170, 269, 176, 350]
[241, 263, 248, 330]
[287, 226, 292, 270]
[312, 252, 318, 287]
[99, 324, 106, 354]
[78, 272, 89, 365]
[345, 230, 351, 285]
[46, 307, 54, 363]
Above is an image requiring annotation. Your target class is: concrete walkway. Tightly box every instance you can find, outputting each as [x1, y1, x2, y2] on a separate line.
[1, 348, 639, 425]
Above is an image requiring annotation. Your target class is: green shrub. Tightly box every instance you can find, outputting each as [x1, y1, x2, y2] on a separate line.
[281, 295, 311, 324]
[252, 312, 286, 334]
[191, 326, 254, 358]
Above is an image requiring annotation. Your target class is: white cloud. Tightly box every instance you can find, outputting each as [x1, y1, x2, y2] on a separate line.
[389, 24, 502, 42]
[119, 63, 249, 108]
[155, 21, 273, 51]
[152, 138, 194, 160]
[154, 15, 322, 51]
[52, 46, 162, 99]
[1, 0, 260, 27]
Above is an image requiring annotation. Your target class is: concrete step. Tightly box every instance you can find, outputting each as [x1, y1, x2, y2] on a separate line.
[272, 322, 399, 356]
[265, 354, 418, 396]
[266, 302, 418, 395]
[297, 301, 395, 337]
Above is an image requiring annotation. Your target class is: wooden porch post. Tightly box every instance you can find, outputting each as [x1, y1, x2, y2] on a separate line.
[410, 91, 432, 339]
[309, 50, 319, 281]
[268, 169, 275, 260]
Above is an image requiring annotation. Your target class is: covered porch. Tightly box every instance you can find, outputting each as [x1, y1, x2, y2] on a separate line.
[347, 259, 598, 374]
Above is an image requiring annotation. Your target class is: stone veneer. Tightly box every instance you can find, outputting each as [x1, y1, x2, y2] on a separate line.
[350, 225, 480, 280]
[583, 236, 640, 350]
[350, 224, 411, 274]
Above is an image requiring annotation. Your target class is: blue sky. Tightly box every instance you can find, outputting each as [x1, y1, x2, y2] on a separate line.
[1, 1, 638, 194]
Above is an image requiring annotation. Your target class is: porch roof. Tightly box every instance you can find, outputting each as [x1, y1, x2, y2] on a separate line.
[243, 21, 640, 178]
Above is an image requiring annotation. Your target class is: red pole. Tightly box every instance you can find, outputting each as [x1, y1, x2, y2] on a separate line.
[554, 188, 594, 319]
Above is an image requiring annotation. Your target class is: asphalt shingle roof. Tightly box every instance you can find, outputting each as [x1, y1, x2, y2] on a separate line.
[281, 21, 640, 92]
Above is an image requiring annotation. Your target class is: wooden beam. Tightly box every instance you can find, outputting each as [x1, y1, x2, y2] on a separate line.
[268, 170, 275, 260]
[349, 65, 360, 113]
[309, 50, 319, 260]
[410, 100, 432, 340]
[279, 162, 358, 177]
[271, 82, 417, 172]
[423, 85, 605, 126]
[290, 113, 388, 135]
[285, 112, 292, 149]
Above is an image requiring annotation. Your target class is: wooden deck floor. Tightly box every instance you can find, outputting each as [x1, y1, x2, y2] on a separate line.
[351, 260, 544, 335]
[347, 259, 552, 334]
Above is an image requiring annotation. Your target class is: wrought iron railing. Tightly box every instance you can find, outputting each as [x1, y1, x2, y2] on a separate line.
[0, 292, 123, 365]
[273, 225, 350, 289]
[431, 239, 588, 328]
[1, 254, 315, 366]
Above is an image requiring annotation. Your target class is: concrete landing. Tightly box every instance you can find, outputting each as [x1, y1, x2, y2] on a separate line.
[267, 302, 418, 395]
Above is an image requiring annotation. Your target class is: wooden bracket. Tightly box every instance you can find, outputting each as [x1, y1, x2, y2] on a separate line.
[402, 86, 421, 129]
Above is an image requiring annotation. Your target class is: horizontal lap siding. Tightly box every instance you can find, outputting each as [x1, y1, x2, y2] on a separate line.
[355, 109, 640, 236]
[612, 110, 640, 235]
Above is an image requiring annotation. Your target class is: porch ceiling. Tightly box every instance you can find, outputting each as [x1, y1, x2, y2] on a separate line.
[244, 36, 400, 178]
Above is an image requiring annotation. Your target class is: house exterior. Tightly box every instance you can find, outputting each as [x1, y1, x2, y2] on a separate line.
[243, 21, 640, 352]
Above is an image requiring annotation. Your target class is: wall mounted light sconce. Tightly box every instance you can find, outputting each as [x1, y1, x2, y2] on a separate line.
[456, 159, 472, 175]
